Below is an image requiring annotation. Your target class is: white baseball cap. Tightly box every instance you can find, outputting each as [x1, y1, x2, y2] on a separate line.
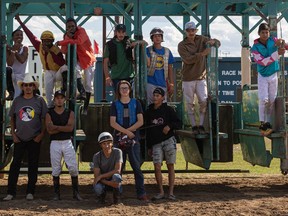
[185, 21, 197, 30]
[98, 132, 113, 144]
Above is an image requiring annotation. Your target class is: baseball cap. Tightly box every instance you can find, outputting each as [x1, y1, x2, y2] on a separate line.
[115, 24, 126, 32]
[98, 132, 113, 144]
[153, 87, 165, 97]
[54, 90, 66, 98]
[185, 21, 197, 30]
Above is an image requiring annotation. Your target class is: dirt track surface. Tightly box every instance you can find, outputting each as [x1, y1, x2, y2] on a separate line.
[0, 174, 288, 216]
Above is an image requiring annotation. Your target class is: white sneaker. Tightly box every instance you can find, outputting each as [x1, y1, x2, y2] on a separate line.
[26, 193, 34, 200]
[3, 194, 14, 201]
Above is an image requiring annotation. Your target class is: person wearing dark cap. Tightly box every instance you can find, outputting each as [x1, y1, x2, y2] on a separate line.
[146, 27, 175, 104]
[3, 74, 48, 201]
[178, 21, 220, 134]
[15, 14, 67, 108]
[93, 132, 123, 204]
[56, 17, 96, 115]
[144, 87, 181, 201]
[103, 23, 146, 92]
[45, 90, 82, 201]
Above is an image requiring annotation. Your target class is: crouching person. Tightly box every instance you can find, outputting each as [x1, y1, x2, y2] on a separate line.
[45, 90, 82, 201]
[93, 132, 123, 204]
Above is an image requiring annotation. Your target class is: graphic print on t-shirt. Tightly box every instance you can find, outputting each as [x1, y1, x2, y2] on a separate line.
[152, 117, 164, 125]
[155, 56, 164, 70]
[19, 106, 35, 122]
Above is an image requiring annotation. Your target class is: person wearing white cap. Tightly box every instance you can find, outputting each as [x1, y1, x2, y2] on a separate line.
[92, 132, 123, 204]
[45, 90, 82, 201]
[3, 74, 48, 201]
[146, 27, 175, 104]
[178, 21, 220, 135]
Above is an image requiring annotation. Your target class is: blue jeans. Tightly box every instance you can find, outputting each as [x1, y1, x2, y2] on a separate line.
[121, 143, 146, 198]
[93, 174, 122, 196]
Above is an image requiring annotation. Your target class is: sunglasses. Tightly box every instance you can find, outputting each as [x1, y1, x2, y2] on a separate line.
[23, 83, 34, 87]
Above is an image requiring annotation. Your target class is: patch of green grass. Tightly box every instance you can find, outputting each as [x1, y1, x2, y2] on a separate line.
[79, 142, 282, 175]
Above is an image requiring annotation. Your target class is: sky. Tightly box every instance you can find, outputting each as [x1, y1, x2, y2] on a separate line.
[11, 15, 288, 57]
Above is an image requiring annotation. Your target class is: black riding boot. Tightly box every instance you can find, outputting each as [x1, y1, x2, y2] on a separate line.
[113, 188, 121, 204]
[76, 78, 86, 100]
[97, 191, 106, 204]
[61, 71, 68, 93]
[53, 176, 60, 201]
[6, 67, 14, 100]
[82, 92, 91, 115]
[71, 176, 83, 201]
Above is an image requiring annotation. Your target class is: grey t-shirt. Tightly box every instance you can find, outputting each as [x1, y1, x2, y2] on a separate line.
[93, 148, 123, 174]
[9, 95, 48, 141]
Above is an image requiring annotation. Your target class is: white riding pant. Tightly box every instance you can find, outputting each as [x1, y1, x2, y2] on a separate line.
[50, 139, 79, 177]
[76, 63, 95, 93]
[12, 72, 26, 98]
[258, 72, 278, 123]
[44, 65, 68, 108]
[182, 80, 208, 126]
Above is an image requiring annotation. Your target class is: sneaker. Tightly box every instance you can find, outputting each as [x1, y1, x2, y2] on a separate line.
[26, 193, 34, 200]
[3, 194, 14, 201]
[138, 194, 149, 201]
[198, 125, 206, 134]
[151, 193, 165, 201]
[192, 126, 199, 135]
[168, 194, 176, 200]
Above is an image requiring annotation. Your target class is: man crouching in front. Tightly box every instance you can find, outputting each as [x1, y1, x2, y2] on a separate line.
[93, 132, 123, 204]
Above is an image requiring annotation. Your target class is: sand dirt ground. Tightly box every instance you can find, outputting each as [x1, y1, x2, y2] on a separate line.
[1, 173, 288, 215]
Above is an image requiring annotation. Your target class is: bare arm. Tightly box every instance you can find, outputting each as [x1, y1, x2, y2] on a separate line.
[103, 57, 112, 86]
[46, 111, 74, 135]
[110, 116, 134, 138]
[127, 113, 144, 132]
[10, 116, 20, 143]
[93, 162, 122, 188]
[167, 64, 174, 95]
[33, 118, 46, 143]
[15, 46, 28, 64]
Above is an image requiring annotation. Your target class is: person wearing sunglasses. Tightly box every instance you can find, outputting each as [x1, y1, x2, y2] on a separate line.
[3, 74, 48, 201]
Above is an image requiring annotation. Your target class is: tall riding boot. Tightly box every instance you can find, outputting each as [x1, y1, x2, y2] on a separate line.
[61, 71, 68, 94]
[113, 188, 121, 204]
[97, 191, 106, 204]
[6, 67, 14, 100]
[71, 176, 83, 201]
[76, 78, 86, 100]
[82, 92, 91, 115]
[53, 176, 60, 201]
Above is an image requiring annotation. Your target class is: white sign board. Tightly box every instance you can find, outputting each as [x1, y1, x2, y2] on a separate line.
[28, 46, 43, 94]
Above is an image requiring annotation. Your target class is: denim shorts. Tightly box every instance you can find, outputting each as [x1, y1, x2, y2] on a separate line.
[152, 136, 177, 164]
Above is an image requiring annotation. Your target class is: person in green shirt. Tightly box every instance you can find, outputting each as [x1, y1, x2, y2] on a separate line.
[103, 24, 146, 92]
